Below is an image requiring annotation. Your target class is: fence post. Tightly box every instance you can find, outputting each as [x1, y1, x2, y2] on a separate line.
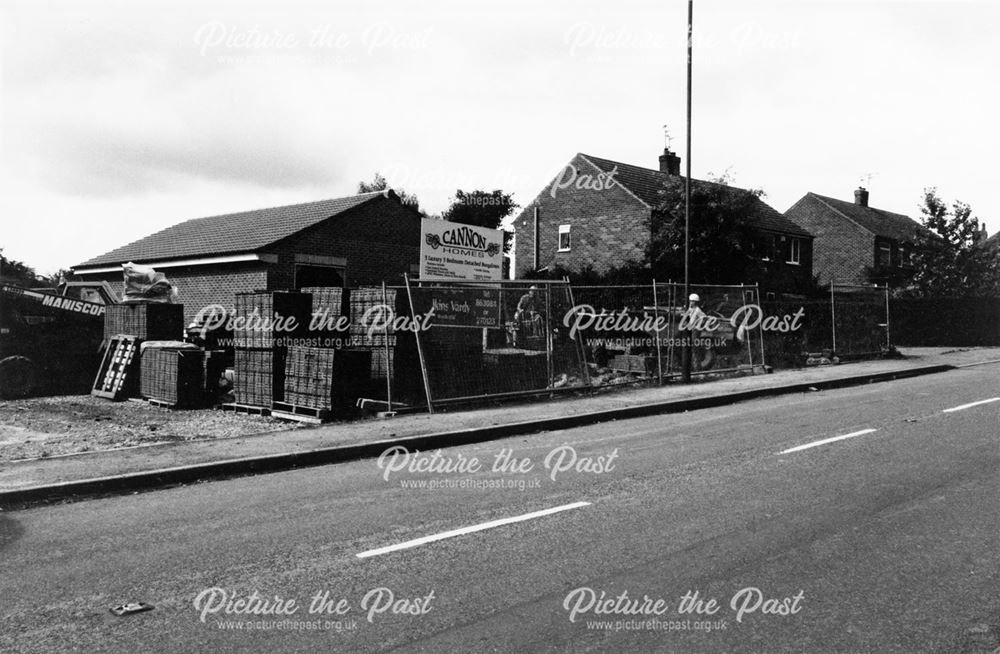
[652, 280, 664, 385]
[545, 282, 553, 388]
[403, 274, 434, 415]
[666, 281, 676, 375]
[756, 285, 766, 369]
[381, 282, 393, 413]
[884, 284, 891, 350]
[743, 284, 754, 370]
[830, 279, 837, 357]
[564, 277, 590, 385]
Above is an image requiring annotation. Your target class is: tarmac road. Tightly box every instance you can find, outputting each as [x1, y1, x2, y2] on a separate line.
[1, 364, 998, 653]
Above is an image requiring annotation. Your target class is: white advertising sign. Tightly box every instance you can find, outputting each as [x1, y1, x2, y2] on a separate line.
[419, 218, 503, 281]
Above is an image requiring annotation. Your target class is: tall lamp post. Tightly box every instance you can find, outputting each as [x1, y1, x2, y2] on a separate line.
[681, 0, 694, 383]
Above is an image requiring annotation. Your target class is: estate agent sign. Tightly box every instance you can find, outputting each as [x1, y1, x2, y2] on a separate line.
[419, 218, 503, 282]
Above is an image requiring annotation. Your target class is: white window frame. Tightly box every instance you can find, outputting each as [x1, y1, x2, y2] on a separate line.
[557, 224, 571, 252]
[878, 243, 892, 268]
[787, 238, 801, 265]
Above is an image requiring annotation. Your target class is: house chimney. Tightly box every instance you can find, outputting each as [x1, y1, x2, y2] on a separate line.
[659, 148, 681, 175]
[854, 186, 869, 207]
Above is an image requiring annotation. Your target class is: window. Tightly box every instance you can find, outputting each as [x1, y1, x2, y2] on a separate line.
[558, 224, 571, 251]
[787, 238, 801, 265]
[877, 243, 891, 268]
[759, 234, 780, 261]
[294, 264, 345, 288]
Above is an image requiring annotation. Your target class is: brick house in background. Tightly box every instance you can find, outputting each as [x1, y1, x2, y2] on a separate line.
[513, 150, 814, 289]
[72, 190, 420, 322]
[783, 188, 925, 287]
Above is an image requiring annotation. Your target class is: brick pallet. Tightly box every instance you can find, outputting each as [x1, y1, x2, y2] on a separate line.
[140, 347, 205, 408]
[348, 287, 399, 343]
[301, 286, 345, 318]
[234, 348, 286, 407]
[104, 303, 184, 342]
[283, 346, 372, 413]
[233, 291, 311, 349]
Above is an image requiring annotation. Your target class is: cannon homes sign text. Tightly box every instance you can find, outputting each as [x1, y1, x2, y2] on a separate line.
[419, 218, 503, 281]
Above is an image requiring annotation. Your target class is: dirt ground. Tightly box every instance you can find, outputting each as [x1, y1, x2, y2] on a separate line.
[0, 396, 300, 462]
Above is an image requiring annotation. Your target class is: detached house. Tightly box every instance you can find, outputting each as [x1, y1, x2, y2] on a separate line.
[513, 149, 813, 290]
[784, 188, 925, 287]
[72, 190, 421, 322]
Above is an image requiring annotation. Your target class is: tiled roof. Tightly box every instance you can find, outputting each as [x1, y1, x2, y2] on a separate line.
[579, 153, 812, 238]
[984, 231, 1000, 253]
[75, 192, 388, 268]
[805, 192, 925, 243]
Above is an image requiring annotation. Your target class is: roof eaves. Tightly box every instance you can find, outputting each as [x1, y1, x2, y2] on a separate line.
[808, 192, 873, 236]
[577, 154, 653, 209]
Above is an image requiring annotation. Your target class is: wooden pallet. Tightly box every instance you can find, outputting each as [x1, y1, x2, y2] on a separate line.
[92, 335, 140, 400]
[220, 402, 271, 416]
[146, 398, 178, 409]
[271, 402, 331, 424]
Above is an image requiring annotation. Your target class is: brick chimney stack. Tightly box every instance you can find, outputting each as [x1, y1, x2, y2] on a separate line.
[659, 148, 681, 176]
[854, 187, 869, 207]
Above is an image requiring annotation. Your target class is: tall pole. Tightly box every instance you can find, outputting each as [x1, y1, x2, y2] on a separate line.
[681, 0, 694, 383]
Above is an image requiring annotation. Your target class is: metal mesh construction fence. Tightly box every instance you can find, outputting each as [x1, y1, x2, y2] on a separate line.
[401, 280, 588, 407]
[760, 284, 889, 364]
[217, 281, 893, 414]
[568, 283, 766, 384]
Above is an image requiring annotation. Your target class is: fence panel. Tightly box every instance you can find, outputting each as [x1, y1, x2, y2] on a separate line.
[832, 285, 889, 358]
[402, 280, 589, 406]
[287, 281, 898, 413]
[889, 298, 1000, 346]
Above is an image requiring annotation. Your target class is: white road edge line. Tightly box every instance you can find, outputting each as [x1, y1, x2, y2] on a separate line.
[942, 397, 1000, 413]
[778, 429, 878, 455]
[356, 501, 592, 559]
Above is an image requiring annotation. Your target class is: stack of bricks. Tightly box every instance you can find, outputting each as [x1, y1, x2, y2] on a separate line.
[301, 286, 345, 347]
[282, 346, 372, 412]
[102, 303, 186, 399]
[348, 287, 399, 382]
[232, 291, 311, 407]
[104, 303, 185, 342]
[140, 346, 205, 408]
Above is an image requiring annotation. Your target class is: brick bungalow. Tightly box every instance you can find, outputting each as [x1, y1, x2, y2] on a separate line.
[783, 188, 926, 287]
[72, 190, 421, 322]
[513, 149, 814, 290]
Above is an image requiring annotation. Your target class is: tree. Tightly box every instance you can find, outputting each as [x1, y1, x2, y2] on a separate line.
[440, 189, 519, 253]
[899, 188, 997, 297]
[357, 172, 422, 213]
[648, 175, 766, 285]
[0, 252, 40, 286]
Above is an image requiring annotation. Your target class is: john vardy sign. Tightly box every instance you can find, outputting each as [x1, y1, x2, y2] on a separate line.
[419, 218, 503, 281]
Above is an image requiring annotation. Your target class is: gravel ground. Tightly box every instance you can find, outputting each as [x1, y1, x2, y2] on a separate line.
[0, 396, 300, 462]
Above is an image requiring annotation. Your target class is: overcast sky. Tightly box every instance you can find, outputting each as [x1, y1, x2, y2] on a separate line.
[2, 0, 997, 275]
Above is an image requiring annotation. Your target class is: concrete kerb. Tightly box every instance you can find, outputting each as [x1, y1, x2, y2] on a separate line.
[0, 363, 956, 509]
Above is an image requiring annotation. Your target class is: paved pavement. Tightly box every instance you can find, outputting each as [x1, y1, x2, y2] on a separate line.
[1, 360, 997, 652]
[0, 347, 998, 499]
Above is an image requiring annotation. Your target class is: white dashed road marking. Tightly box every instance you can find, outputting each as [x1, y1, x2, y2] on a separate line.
[357, 501, 592, 558]
[778, 429, 878, 455]
[942, 398, 1000, 413]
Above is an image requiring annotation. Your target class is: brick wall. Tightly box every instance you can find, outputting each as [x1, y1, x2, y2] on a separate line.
[784, 194, 873, 286]
[75, 265, 269, 324]
[268, 194, 420, 288]
[514, 154, 650, 277]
